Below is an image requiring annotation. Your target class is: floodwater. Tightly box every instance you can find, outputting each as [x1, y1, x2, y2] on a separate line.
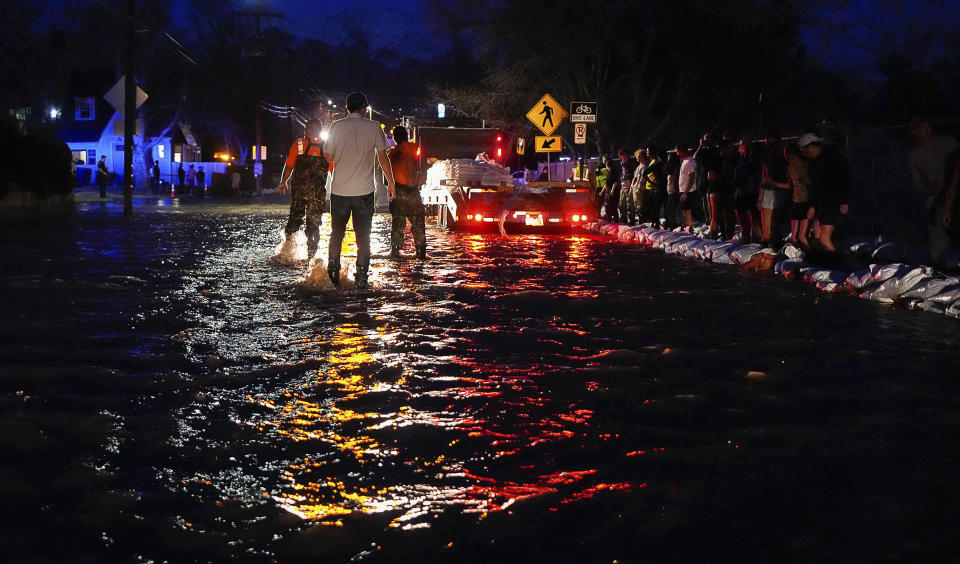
[3, 199, 960, 563]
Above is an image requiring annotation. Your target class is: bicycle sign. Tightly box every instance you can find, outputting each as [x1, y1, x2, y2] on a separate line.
[569, 101, 597, 123]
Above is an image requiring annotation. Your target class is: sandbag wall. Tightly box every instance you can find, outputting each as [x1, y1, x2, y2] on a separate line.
[582, 220, 960, 319]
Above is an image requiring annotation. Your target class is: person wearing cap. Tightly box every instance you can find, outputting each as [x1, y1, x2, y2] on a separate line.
[278, 119, 328, 258]
[387, 125, 426, 260]
[908, 116, 958, 266]
[800, 132, 849, 253]
[323, 92, 396, 289]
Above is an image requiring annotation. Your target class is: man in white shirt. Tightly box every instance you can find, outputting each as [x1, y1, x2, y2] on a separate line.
[323, 92, 396, 289]
[677, 144, 698, 229]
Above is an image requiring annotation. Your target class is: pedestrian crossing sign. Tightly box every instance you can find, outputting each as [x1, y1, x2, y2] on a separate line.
[526, 94, 568, 136]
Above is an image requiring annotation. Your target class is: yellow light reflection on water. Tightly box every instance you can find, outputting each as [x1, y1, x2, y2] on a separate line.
[251, 228, 630, 526]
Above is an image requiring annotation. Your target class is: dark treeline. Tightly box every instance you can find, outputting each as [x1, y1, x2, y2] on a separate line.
[429, 0, 960, 157]
[2, 0, 958, 184]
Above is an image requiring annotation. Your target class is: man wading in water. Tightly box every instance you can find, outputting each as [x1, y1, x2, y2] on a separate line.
[388, 125, 426, 260]
[278, 119, 329, 258]
[323, 92, 396, 289]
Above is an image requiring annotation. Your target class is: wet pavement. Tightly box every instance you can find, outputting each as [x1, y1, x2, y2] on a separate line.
[3, 197, 960, 562]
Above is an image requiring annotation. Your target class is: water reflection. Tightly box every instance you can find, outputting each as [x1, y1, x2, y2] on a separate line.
[9, 202, 960, 562]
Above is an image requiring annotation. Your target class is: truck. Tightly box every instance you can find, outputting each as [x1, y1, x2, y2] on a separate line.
[402, 116, 599, 233]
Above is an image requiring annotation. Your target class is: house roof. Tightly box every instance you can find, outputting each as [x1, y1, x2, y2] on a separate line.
[56, 96, 114, 143]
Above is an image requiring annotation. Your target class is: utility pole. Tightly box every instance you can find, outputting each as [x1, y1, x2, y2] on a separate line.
[235, 3, 283, 167]
[123, 0, 136, 216]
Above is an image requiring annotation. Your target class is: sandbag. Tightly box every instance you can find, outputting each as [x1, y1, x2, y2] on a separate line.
[730, 243, 764, 264]
[900, 277, 960, 300]
[775, 259, 806, 279]
[864, 266, 934, 302]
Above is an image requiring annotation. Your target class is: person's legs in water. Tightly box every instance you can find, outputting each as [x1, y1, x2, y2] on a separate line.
[411, 210, 427, 260]
[285, 188, 308, 237]
[327, 194, 351, 285]
[351, 193, 375, 289]
[390, 214, 406, 258]
[389, 195, 405, 259]
[304, 194, 323, 257]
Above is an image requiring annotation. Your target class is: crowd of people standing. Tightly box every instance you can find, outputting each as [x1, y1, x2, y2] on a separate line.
[596, 116, 960, 269]
[597, 127, 852, 256]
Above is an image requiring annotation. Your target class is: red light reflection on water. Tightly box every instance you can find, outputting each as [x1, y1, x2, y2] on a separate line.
[251, 231, 637, 527]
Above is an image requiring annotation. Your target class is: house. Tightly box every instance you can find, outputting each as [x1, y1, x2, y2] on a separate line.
[55, 77, 201, 186]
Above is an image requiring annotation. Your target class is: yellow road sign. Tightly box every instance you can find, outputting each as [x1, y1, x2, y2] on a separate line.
[535, 135, 562, 153]
[516, 137, 526, 155]
[526, 94, 568, 136]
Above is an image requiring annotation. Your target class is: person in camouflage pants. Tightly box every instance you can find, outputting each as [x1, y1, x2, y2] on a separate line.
[278, 120, 328, 257]
[388, 126, 426, 259]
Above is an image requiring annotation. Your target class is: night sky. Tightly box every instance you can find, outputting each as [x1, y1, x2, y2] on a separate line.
[36, 0, 959, 79]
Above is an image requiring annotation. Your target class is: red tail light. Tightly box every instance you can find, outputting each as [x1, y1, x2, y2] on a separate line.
[497, 147, 502, 158]
[474, 214, 484, 222]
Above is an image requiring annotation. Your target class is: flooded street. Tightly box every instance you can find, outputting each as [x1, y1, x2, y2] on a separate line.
[3, 200, 960, 562]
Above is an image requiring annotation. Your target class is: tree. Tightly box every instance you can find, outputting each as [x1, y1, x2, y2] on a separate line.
[430, 0, 808, 155]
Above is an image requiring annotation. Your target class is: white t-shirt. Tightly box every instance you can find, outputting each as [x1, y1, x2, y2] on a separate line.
[679, 157, 697, 193]
[325, 113, 388, 196]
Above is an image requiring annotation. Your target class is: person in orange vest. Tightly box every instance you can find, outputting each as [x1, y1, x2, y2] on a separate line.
[387, 125, 426, 259]
[278, 119, 329, 257]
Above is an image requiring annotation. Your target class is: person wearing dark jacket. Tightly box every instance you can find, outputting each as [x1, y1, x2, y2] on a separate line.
[599, 158, 621, 222]
[800, 133, 849, 253]
[97, 155, 111, 198]
[642, 146, 666, 227]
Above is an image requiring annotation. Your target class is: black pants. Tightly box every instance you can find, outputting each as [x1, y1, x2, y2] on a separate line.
[390, 183, 426, 254]
[329, 192, 375, 273]
[285, 185, 325, 252]
[643, 188, 664, 226]
[664, 193, 679, 229]
[735, 194, 760, 244]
